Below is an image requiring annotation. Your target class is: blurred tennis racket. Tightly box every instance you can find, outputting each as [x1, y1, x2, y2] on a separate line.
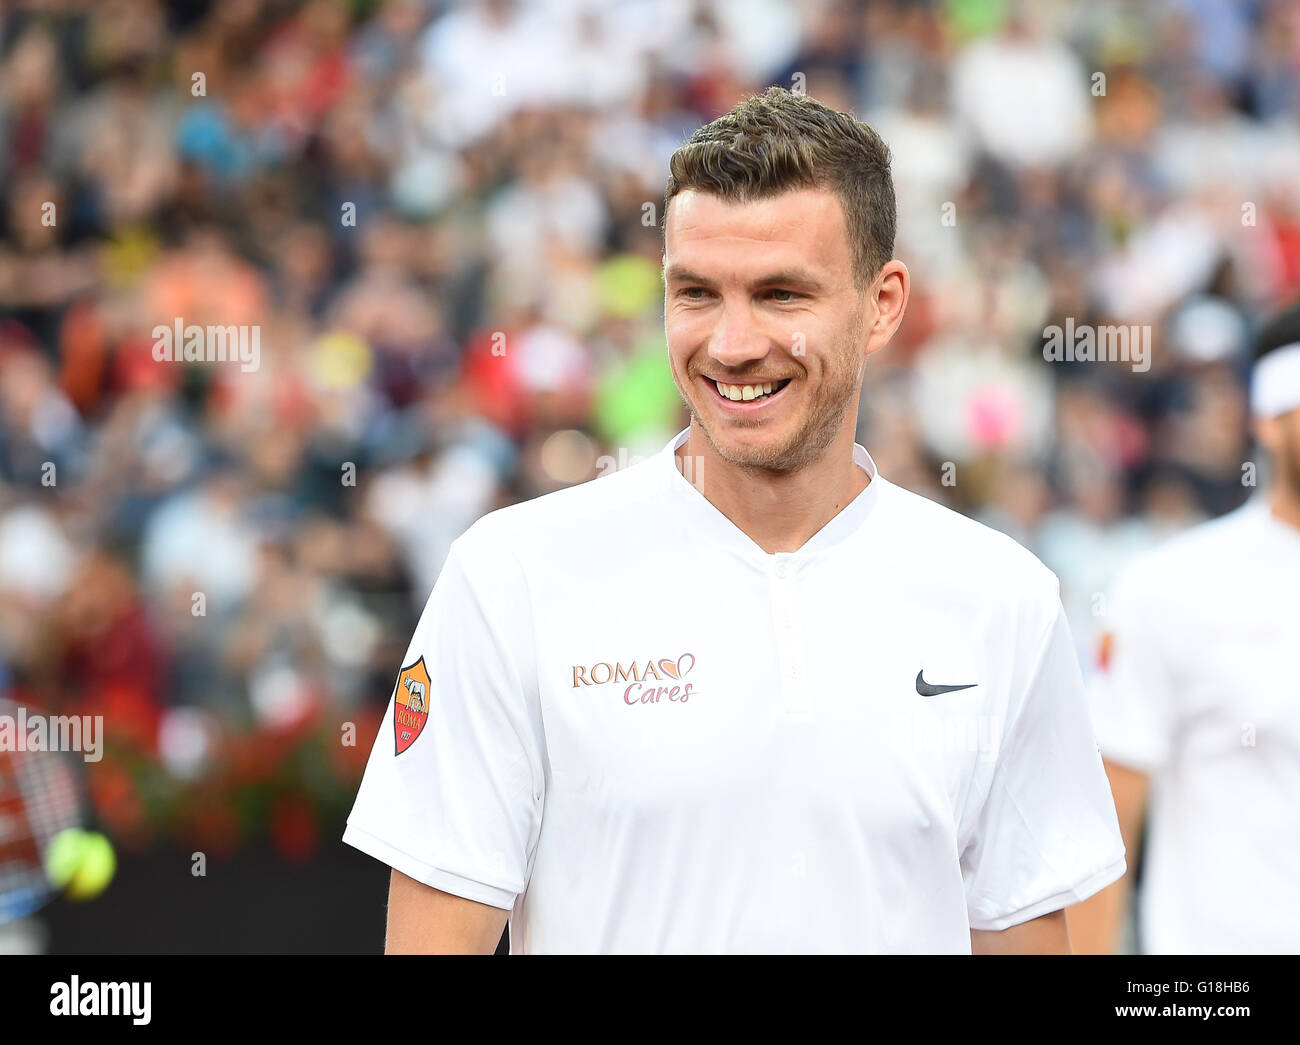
[0, 697, 86, 922]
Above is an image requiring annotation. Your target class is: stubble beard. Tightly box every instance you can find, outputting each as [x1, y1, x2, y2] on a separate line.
[686, 311, 867, 475]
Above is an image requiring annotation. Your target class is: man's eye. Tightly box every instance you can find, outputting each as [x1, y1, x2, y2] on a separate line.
[681, 287, 709, 300]
[769, 289, 797, 302]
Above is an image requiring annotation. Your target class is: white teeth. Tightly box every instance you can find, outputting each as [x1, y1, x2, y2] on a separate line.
[716, 380, 781, 402]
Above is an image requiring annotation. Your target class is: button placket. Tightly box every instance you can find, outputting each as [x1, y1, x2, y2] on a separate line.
[769, 555, 811, 718]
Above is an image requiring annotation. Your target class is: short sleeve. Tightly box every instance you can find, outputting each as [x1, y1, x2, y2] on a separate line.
[1085, 565, 1180, 775]
[343, 538, 544, 911]
[961, 585, 1127, 932]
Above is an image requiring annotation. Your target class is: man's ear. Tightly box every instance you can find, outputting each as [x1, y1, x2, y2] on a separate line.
[865, 259, 909, 358]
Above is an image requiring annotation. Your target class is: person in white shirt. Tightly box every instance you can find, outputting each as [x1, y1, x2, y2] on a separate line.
[1070, 303, 1300, 954]
[344, 86, 1125, 954]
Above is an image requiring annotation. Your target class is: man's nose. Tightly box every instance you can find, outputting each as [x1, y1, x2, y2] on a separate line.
[707, 302, 770, 367]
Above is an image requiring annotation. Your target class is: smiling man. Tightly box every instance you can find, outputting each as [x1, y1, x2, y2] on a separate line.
[344, 86, 1125, 954]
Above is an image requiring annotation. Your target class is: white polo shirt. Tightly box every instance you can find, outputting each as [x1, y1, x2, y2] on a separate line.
[1089, 499, 1300, 953]
[344, 427, 1125, 953]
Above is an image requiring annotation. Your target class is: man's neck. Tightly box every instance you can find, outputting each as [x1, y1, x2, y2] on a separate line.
[675, 423, 870, 555]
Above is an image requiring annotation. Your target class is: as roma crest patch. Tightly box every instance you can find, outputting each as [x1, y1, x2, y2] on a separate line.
[392, 656, 432, 756]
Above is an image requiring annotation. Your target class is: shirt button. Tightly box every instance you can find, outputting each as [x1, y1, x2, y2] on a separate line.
[790, 664, 800, 679]
[775, 563, 788, 579]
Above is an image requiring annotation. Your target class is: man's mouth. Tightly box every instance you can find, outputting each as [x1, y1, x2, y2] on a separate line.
[708, 377, 792, 404]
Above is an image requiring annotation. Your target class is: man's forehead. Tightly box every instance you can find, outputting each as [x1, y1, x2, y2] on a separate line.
[663, 187, 851, 277]
[666, 186, 846, 240]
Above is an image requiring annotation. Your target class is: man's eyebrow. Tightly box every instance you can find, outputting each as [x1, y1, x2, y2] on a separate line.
[662, 264, 712, 286]
[663, 264, 826, 289]
[752, 268, 825, 290]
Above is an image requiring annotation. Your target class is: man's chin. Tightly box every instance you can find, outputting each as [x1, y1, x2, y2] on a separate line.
[700, 421, 800, 472]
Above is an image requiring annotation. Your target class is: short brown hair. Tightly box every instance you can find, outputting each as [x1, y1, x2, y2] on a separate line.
[664, 86, 896, 287]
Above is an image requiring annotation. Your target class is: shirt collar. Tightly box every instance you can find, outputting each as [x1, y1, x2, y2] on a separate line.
[658, 426, 885, 561]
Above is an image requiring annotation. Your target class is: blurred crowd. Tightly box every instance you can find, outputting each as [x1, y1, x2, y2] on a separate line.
[2, 0, 1299, 859]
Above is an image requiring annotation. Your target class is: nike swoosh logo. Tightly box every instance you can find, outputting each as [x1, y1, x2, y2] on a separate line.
[915, 671, 977, 697]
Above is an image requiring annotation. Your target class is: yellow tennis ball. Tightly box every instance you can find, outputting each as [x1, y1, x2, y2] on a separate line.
[45, 827, 90, 890]
[65, 832, 116, 901]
